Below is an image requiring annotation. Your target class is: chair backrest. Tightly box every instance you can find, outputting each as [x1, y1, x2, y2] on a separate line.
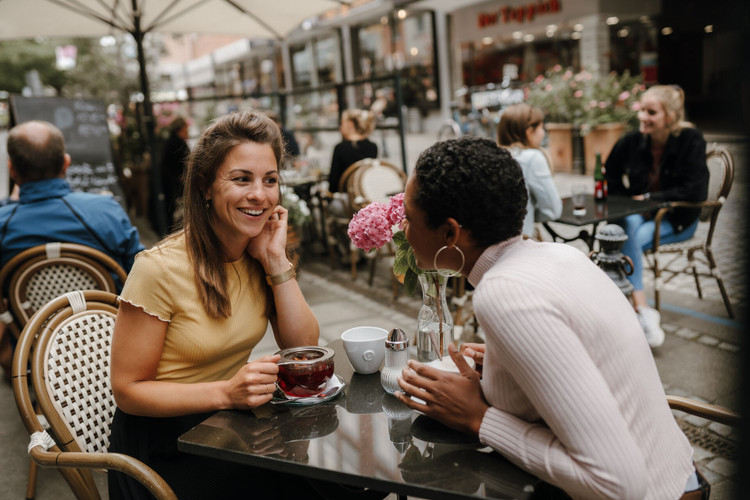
[12, 289, 177, 499]
[0, 242, 127, 338]
[347, 158, 407, 211]
[701, 144, 734, 222]
[27, 290, 120, 455]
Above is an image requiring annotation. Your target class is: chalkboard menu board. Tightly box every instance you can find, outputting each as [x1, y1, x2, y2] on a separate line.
[9, 96, 125, 207]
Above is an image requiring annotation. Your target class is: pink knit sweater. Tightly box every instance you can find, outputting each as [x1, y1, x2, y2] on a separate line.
[468, 237, 694, 500]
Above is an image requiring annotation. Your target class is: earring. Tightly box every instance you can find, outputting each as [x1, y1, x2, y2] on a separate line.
[204, 199, 210, 209]
[433, 245, 465, 277]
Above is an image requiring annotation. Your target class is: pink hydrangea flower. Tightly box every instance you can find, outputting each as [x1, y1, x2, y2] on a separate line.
[574, 90, 583, 98]
[598, 101, 608, 109]
[618, 91, 631, 101]
[347, 202, 393, 252]
[386, 193, 405, 227]
[631, 101, 641, 111]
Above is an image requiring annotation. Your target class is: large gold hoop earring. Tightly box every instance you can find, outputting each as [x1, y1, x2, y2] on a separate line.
[433, 245, 465, 278]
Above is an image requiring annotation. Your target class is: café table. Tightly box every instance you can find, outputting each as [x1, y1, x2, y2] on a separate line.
[542, 194, 666, 250]
[178, 339, 545, 500]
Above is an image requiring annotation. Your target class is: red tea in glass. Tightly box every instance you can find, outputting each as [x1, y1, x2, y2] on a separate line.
[276, 346, 335, 397]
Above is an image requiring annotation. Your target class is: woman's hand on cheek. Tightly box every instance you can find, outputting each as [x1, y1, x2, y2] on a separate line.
[246, 205, 288, 265]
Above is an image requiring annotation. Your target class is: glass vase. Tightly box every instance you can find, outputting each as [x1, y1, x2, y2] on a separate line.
[416, 271, 454, 362]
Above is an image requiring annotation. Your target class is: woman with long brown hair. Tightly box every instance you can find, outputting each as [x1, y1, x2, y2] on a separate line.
[108, 110, 319, 498]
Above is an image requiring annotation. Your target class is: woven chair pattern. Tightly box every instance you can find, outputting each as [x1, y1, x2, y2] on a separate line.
[26, 265, 100, 314]
[351, 161, 406, 209]
[649, 148, 730, 254]
[45, 311, 117, 454]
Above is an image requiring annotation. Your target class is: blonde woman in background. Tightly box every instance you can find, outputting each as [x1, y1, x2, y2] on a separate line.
[327, 108, 378, 195]
[497, 103, 562, 238]
[606, 85, 708, 348]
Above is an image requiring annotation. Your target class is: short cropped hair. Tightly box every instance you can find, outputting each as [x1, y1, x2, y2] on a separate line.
[7, 120, 66, 183]
[413, 136, 528, 247]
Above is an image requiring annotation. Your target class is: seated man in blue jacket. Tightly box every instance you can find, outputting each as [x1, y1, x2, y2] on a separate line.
[0, 120, 145, 380]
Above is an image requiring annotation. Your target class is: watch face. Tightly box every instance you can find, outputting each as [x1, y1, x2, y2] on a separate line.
[622, 173, 630, 190]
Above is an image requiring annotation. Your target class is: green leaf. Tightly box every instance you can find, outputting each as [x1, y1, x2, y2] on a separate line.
[404, 269, 419, 296]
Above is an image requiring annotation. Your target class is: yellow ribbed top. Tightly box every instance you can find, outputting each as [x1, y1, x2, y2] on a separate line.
[120, 233, 269, 383]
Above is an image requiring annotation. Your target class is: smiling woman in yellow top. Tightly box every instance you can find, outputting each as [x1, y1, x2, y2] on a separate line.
[107, 110, 320, 499]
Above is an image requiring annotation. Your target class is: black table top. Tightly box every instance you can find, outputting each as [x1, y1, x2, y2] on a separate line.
[556, 194, 666, 226]
[178, 339, 543, 499]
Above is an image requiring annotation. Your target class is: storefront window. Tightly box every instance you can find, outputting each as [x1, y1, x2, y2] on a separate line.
[352, 10, 437, 113]
[609, 17, 659, 84]
[461, 31, 579, 89]
[290, 33, 342, 89]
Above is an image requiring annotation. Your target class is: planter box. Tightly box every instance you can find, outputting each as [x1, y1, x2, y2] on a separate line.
[582, 123, 626, 175]
[545, 123, 574, 173]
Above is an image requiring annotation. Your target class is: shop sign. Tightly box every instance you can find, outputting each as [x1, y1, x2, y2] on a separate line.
[478, 0, 561, 28]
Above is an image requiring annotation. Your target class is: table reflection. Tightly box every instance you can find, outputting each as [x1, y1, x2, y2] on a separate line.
[178, 340, 543, 499]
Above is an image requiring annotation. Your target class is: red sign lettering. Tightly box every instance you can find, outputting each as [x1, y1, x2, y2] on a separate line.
[478, 0, 561, 28]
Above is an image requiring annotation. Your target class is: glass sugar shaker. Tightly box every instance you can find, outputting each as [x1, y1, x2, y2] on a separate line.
[381, 328, 409, 394]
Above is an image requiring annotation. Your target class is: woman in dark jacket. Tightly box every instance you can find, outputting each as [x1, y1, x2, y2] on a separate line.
[606, 85, 708, 348]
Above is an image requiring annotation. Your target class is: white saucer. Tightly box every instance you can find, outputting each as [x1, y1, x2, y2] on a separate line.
[271, 375, 345, 406]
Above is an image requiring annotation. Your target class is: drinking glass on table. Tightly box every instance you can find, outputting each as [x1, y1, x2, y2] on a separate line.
[571, 184, 587, 216]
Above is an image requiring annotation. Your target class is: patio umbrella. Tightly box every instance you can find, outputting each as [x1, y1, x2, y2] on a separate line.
[0, 0, 350, 233]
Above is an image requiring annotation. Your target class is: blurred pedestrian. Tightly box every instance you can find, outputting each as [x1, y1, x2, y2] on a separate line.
[160, 116, 190, 231]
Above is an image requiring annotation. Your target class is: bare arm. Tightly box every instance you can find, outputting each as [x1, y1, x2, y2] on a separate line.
[110, 301, 281, 417]
[247, 205, 319, 349]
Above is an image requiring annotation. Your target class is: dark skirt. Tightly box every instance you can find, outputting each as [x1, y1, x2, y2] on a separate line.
[107, 408, 289, 499]
[107, 409, 388, 500]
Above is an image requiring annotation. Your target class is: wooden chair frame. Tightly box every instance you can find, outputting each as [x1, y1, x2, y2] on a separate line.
[0, 242, 128, 340]
[12, 290, 176, 500]
[646, 145, 735, 318]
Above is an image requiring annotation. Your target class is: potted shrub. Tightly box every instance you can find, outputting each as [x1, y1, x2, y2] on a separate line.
[573, 70, 645, 174]
[526, 66, 588, 173]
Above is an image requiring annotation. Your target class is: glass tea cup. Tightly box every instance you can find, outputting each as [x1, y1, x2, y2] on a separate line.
[276, 346, 335, 397]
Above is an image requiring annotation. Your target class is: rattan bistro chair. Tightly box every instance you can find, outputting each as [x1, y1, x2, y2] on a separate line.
[646, 145, 735, 318]
[12, 290, 176, 500]
[0, 242, 128, 340]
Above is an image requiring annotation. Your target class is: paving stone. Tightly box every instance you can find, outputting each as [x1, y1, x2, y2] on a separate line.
[674, 327, 701, 340]
[697, 335, 720, 346]
[707, 422, 735, 438]
[705, 457, 736, 476]
[662, 323, 679, 333]
[717, 342, 740, 353]
[685, 414, 710, 427]
[696, 465, 724, 485]
[691, 445, 715, 462]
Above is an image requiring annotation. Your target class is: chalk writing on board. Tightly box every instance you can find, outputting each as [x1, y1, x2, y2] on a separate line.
[10, 96, 126, 207]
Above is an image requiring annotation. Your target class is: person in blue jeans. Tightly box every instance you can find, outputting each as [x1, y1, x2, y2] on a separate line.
[606, 85, 708, 347]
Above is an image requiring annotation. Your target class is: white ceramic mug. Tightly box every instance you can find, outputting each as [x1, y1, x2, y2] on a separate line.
[341, 326, 388, 374]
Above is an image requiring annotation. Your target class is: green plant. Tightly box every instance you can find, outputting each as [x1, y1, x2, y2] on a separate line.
[574, 70, 645, 135]
[525, 66, 645, 134]
[525, 65, 586, 123]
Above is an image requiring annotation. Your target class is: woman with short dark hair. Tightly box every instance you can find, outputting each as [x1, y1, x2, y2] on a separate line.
[395, 136, 700, 500]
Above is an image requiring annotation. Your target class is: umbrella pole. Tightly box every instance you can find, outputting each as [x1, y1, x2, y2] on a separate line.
[133, 1, 167, 237]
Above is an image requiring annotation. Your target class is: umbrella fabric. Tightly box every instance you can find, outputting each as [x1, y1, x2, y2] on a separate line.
[0, 0, 348, 41]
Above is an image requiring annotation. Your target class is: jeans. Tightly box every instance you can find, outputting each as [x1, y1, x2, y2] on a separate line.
[617, 214, 699, 291]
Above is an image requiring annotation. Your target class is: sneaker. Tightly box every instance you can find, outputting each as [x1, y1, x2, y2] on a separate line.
[637, 306, 665, 348]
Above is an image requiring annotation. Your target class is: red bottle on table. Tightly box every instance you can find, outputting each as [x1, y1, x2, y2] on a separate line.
[594, 152, 607, 200]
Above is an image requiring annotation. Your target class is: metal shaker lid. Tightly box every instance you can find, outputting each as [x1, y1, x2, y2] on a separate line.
[385, 328, 408, 350]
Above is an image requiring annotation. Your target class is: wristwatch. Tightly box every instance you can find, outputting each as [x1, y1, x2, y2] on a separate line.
[642, 192, 651, 200]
